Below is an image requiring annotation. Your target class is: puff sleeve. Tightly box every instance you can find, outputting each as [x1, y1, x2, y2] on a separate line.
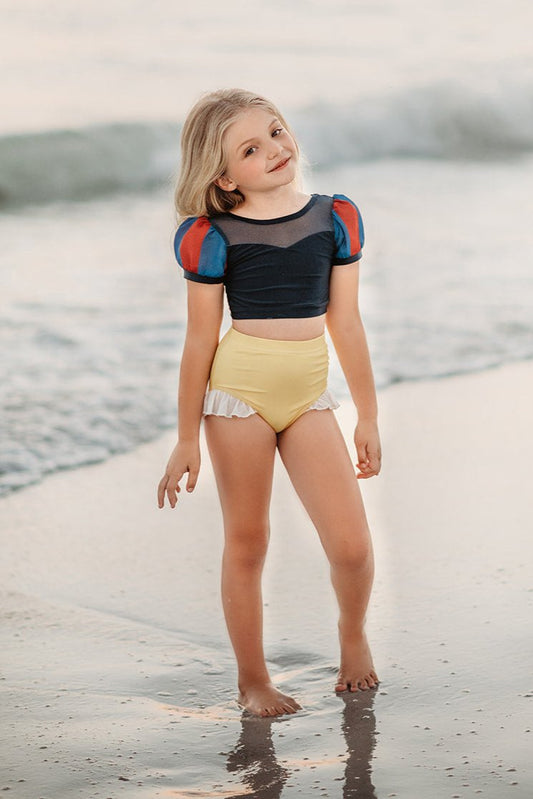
[173, 216, 227, 283]
[331, 194, 365, 265]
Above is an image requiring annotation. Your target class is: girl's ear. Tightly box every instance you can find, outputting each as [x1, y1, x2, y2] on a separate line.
[214, 174, 237, 192]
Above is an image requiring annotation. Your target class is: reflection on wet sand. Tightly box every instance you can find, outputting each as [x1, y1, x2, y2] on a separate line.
[226, 715, 289, 798]
[225, 691, 377, 797]
[340, 691, 378, 798]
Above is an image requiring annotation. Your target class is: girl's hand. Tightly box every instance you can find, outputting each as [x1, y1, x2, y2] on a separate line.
[157, 440, 200, 508]
[354, 420, 381, 479]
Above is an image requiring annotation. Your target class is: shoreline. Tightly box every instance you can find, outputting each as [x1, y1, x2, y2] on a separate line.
[2, 354, 532, 503]
[1, 361, 532, 797]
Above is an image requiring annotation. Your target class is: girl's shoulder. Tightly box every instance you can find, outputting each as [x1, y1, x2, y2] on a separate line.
[330, 192, 361, 217]
[314, 192, 362, 227]
[173, 216, 227, 284]
[328, 194, 365, 264]
[175, 213, 225, 235]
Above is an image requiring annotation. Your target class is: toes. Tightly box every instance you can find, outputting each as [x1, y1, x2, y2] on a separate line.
[349, 679, 369, 692]
[263, 704, 282, 717]
[280, 700, 300, 715]
[339, 670, 379, 693]
[285, 701, 302, 713]
[242, 691, 301, 717]
[269, 697, 301, 716]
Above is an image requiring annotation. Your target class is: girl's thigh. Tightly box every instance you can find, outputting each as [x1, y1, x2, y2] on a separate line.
[277, 410, 371, 561]
[204, 414, 278, 532]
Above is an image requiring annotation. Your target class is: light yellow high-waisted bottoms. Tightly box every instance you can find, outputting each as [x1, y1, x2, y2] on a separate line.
[204, 327, 339, 433]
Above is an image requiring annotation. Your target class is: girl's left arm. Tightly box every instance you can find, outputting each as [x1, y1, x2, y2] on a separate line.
[326, 263, 381, 478]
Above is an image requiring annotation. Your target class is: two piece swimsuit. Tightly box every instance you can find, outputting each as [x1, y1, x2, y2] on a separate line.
[173, 193, 364, 433]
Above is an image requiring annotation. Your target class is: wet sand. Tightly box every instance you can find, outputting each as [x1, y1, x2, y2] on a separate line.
[1, 362, 532, 798]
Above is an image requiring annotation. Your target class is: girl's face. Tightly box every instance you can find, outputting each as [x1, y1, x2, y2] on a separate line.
[216, 107, 298, 197]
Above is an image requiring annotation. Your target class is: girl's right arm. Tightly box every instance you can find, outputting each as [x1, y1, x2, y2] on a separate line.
[157, 281, 224, 508]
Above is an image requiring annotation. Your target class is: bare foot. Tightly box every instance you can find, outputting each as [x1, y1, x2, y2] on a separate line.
[238, 682, 302, 717]
[335, 630, 379, 693]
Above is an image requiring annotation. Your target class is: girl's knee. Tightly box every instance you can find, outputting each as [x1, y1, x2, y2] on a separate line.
[328, 534, 373, 573]
[224, 522, 270, 568]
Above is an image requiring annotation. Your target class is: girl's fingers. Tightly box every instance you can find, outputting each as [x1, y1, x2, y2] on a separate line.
[369, 450, 381, 474]
[166, 477, 183, 508]
[158, 471, 183, 507]
[186, 467, 200, 492]
[166, 486, 178, 508]
[157, 475, 169, 507]
[356, 452, 381, 479]
[355, 444, 368, 466]
[356, 438, 381, 468]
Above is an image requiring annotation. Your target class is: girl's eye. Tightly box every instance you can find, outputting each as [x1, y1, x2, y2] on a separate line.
[243, 128, 283, 156]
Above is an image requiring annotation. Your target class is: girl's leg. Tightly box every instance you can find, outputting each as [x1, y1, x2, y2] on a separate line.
[277, 410, 378, 692]
[204, 413, 301, 717]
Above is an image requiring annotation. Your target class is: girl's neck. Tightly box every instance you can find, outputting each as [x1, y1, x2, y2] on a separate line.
[231, 186, 311, 220]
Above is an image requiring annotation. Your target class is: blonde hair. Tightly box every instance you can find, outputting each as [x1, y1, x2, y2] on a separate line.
[175, 88, 301, 221]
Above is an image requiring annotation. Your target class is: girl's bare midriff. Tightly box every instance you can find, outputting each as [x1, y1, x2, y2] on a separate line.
[232, 313, 326, 341]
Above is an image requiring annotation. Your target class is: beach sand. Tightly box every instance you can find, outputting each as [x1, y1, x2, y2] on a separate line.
[1, 362, 532, 798]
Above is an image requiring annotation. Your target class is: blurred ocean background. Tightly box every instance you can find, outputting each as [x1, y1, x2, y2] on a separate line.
[1, 0, 533, 496]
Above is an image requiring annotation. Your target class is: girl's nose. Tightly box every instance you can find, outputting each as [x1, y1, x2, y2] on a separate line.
[268, 140, 283, 158]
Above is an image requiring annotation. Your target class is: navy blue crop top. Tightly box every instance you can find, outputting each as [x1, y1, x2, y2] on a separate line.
[173, 193, 364, 319]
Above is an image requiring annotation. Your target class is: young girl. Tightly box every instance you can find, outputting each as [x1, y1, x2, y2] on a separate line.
[157, 88, 381, 718]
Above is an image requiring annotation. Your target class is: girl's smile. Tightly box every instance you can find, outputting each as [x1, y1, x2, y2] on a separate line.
[215, 107, 298, 198]
[268, 156, 291, 172]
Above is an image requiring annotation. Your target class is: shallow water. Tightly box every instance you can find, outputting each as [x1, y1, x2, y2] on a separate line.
[2, 155, 533, 497]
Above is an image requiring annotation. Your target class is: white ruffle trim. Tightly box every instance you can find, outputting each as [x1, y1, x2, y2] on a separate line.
[309, 388, 341, 412]
[203, 389, 256, 419]
[203, 388, 340, 419]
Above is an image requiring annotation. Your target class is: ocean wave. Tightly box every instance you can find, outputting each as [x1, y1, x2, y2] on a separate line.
[1, 79, 533, 207]
[0, 122, 179, 208]
[295, 79, 533, 166]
